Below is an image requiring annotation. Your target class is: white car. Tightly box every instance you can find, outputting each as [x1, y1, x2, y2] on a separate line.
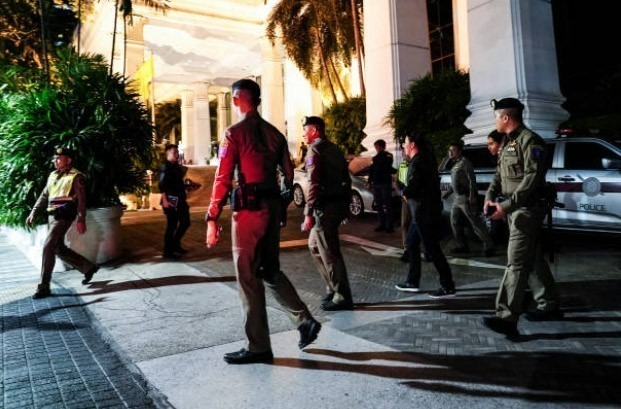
[292, 164, 376, 217]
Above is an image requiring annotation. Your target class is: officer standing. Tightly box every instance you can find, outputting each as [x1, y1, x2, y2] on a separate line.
[26, 147, 98, 299]
[300, 116, 354, 311]
[369, 139, 395, 233]
[159, 144, 190, 259]
[443, 142, 494, 256]
[482, 98, 562, 338]
[205, 79, 321, 365]
[395, 154, 411, 261]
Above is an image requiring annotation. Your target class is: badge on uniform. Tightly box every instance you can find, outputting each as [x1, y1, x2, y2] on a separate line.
[305, 156, 314, 167]
[532, 145, 544, 159]
[218, 140, 229, 158]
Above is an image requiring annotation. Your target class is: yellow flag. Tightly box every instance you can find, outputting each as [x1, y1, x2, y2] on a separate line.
[132, 56, 154, 102]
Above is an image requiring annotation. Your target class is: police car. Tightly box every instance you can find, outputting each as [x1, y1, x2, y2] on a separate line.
[439, 130, 621, 233]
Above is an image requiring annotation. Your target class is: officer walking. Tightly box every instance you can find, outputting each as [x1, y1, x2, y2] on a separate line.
[205, 79, 321, 365]
[159, 144, 190, 259]
[369, 139, 395, 233]
[482, 97, 563, 338]
[26, 147, 98, 299]
[300, 116, 354, 311]
[443, 142, 495, 256]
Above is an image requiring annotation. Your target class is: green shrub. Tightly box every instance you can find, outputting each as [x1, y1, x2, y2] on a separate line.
[324, 96, 367, 155]
[0, 50, 155, 227]
[386, 70, 471, 160]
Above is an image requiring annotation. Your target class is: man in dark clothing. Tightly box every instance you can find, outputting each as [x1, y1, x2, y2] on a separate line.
[159, 144, 190, 258]
[205, 79, 321, 365]
[396, 132, 456, 299]
[369, 139, 395, 233]
[300, 116, 354, 311]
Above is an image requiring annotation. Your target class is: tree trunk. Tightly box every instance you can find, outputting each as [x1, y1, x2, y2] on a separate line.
[329, 56, 349, 102]
[350, 0, 365, 96]
[110, 0, 120, 75]
[38, 0, 49, 82]
[315, 31, 338, 104]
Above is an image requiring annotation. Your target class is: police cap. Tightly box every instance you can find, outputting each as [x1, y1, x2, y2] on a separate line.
[54, 147, 74, 159]
[302, 116, 325, 131]
[231, 79, 261, 104]
[490, 98, 524, 111]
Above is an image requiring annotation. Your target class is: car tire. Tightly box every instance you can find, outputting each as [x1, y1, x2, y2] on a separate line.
[349, 191, 364, 217]
[293, 185, 305, 207]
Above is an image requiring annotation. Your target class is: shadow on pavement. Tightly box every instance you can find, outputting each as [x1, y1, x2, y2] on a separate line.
[76, 275, 236, 296]
[280, 349, 621, 405]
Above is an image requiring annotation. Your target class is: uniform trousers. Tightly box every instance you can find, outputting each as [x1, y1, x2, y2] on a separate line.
[450, 195, 493, 250]
[308, 203, 353, 305]
[163, 201, 190, 254]
[373, 184, 394, 229]
[40, 216, 96, 289]
[496, 206, 559, 321]
[232, 199, 311, 353]
[406, 222, 454, 290]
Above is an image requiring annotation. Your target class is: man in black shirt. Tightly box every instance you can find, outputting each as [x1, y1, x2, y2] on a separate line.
[159, 144, 190, 258]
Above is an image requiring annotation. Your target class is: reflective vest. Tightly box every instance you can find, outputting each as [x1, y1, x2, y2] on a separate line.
[398, 161, 409, 185]
[46, 169, 82, 212]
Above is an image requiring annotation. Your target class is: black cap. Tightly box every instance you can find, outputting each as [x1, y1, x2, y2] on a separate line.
[490, 98, 524, 110]
[302, 116, 325, 129]
[54, 147, 74, 158]
[231, 79, 261, 103]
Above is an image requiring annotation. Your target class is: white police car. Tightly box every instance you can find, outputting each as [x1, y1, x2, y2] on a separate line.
[439, 130, 621, 233]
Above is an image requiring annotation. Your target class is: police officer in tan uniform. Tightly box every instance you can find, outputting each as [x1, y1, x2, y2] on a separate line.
[482, 98, 562, 338]
[26, 147, 98, 299]
[443, 142, 494, 256]
[300, 116, 354, 311]
[205, 79, 321, 365]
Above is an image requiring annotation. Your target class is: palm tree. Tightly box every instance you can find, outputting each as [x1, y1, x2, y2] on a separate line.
[0, 0, 45, 68]
[266, 0, 364, 104]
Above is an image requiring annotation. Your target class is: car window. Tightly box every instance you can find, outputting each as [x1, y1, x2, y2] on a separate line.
[545, 143, 555, 169]
[564, 142, 621, 170]
[463, 147, 497, 168]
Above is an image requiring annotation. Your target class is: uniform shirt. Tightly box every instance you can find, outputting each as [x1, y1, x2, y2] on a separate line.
[31, 168, 87, 222]
[304, 136, 351, 216]
[206, 110, 293, 221]
[485, 125, 548, 214]
[403, 152, 443, 225]
[447, 155, 477, 201]
[369, 150, 394, 185]
[158, 160, 187, 201]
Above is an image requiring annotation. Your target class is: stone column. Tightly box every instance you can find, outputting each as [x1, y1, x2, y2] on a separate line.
[180, 89, 196, 164]
[260, 36, 286, 135]
[124, 17, 147, 76]
[361, 0, 431, 155]
[194, 82, 212, 164]
[216, 92, 230, 142]
[464, 0, 569, 142]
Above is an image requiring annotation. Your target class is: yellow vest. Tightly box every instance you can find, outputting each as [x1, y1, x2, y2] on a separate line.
[398, 161, 409, 185]
[46, 168, 82, 211]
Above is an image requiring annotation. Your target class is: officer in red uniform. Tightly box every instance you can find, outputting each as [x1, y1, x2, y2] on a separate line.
[205, 79, 321, 365]
[26, 147, 98, 299]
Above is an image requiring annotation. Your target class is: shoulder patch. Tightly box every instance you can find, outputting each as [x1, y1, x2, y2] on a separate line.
[531, 145, 544, 159]
[218, 140, 229, 158]
[305, 156, 315, 167]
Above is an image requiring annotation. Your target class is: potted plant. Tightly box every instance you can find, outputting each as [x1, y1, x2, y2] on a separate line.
[0, 50, 155, 263]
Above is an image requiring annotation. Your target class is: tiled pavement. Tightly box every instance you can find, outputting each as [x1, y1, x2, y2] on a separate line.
[2, 205, 621, 408]
[0, 237, 161, 409]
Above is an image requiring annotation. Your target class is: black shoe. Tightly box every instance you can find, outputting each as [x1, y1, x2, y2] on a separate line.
[321, 300, 354, 311]
[32, 288, 51, 299]
[483, 248, 496, 257]
[298, 318, 322, 349]
[450, 246, 469, 254]
[374, 225, 386, 232]
[162, 252, 180, 260]
[525, 308, 564, 321]
[399, 251, 409, 262]
[482, 316, 519, 338]
[321, 293, 335, 303]
[429, 287, 456, 299]
[82, 265, 99, 285]
[395, 282, 420, 292]
[174, 246, 188, 254]
[223, 348, 273, 365]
